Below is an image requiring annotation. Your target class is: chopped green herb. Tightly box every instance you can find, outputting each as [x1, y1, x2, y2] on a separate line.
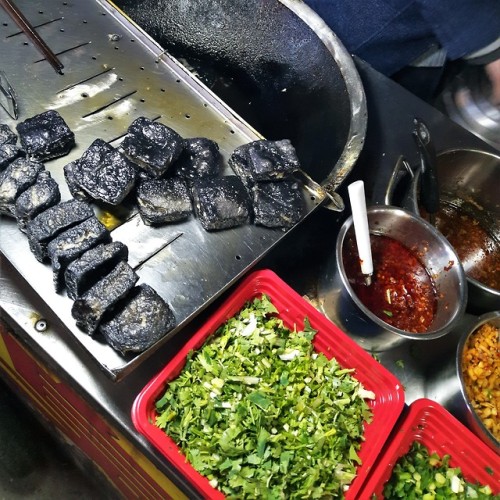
[382, 442, 499, 499]
[383, 310, 393, 317]
[155, 295, 374, 498]
[395, 359, 405, 369]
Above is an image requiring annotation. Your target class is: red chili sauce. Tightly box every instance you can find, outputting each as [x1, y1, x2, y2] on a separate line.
[343, 234, 438, 333]
[431, 204, 500, 290]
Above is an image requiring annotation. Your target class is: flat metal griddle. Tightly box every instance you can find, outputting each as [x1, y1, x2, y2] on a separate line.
[0, 0, 324, 380]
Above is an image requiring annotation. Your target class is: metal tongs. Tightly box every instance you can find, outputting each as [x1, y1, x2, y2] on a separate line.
[413, 118, 440, 225]
[0, 71, 18, 120]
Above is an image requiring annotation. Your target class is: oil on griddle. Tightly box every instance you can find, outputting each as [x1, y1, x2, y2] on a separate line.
[1, 107, 307, 357]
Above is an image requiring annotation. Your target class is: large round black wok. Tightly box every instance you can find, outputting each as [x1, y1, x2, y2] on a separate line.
[113, 0, 367, 205]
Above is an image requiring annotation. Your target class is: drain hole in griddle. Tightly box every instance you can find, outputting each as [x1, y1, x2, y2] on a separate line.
[235, 255, 241, 260]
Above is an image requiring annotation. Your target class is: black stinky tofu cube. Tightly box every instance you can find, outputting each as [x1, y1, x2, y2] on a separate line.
[252, 180, 304, 228]
[15, 170, 61, 232]
[0, 143, 24, 170]
[63, 160, 90, 201]
[136, 177, 192, 225]
[229, 139, 300, 187]
[173, 137, 221, 183]
[64, 241, 128, 300]
[0, 158, 44, 216]
[121, 117, 183, 177]
[99, 284, 176, 354]
[0, 124, 17, 146]
[71, 260, 138, 335]
[47, 217, 111, 292]
[192, 176, 250, 231]
[66, 139, 137, 205]
[16, 110, 75, 161]
[27, 199, 94, 262]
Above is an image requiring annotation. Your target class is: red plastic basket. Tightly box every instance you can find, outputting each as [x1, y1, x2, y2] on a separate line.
[361, 398, 500, 499]
[131, 269, 405, 499]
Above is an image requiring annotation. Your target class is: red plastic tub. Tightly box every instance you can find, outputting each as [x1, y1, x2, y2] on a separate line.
[361, 398, 500, 499]
[132, 269, 405, 499]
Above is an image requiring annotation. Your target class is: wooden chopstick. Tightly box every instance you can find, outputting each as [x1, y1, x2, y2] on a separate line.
[0, 0, 64, 74]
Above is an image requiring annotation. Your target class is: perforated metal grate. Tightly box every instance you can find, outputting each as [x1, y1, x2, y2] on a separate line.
[0, 0, 323, 380]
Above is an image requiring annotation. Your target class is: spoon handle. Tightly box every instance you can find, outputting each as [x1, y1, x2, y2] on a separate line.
[348, 180, 373, 282]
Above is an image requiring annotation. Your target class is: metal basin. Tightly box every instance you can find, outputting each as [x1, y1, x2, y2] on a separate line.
[321, 206, 467, 352]
[426, 311, 500, 454]
[113, 0, 367, 203]
[406, 149, 500, 313]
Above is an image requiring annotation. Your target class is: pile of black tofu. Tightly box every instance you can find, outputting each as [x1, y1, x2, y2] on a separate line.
[64, 116, 305, 231]
[0, 111, 176, 355]
[1, 109, 306, 357]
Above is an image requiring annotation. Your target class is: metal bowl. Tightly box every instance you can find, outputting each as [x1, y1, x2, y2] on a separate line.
[441, 65, 500, 151]
[322, 205, 467, 352]
[426, 311, 500, 453]
[406, 149, 500, 313]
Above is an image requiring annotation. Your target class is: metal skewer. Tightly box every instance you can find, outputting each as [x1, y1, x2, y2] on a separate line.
[0, 0, 64, 74]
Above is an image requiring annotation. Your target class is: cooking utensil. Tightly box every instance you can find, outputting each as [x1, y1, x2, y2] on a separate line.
[413, 118, 439, 225]
[114, 0, 367, 206]
[0, 71, 18, 119]
[321, 206, 467, 352]
[0, 0, 63, 74]
[347, 180, 373, 285]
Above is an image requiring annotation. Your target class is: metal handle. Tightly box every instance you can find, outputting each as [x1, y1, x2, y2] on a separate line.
[413, 118, 439, 221]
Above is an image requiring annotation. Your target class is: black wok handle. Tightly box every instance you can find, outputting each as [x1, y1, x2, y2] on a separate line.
[413, 118, 440, 215]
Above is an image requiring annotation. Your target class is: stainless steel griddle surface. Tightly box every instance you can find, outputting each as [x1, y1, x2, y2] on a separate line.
[0, 0, 323, 380]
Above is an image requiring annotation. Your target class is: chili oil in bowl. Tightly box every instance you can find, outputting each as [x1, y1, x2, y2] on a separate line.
[407, 149, 500, 313]
[334, 206, 467, 352]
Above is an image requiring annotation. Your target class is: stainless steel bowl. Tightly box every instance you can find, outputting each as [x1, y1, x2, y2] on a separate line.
[406, 149, 500, 313]
[426, 311, 500, 453]
[324, 205, 467, 352]
[441, 65, 500, 151]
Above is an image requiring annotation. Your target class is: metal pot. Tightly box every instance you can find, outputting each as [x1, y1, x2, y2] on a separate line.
[425, 311, 500, 453]
[321, 205, 467, 352]
[113, 0, 367, 206]
[404, 149, 500, 314]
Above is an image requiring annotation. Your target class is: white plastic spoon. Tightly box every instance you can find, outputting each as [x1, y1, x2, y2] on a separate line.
[347, 180, 373, 286]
